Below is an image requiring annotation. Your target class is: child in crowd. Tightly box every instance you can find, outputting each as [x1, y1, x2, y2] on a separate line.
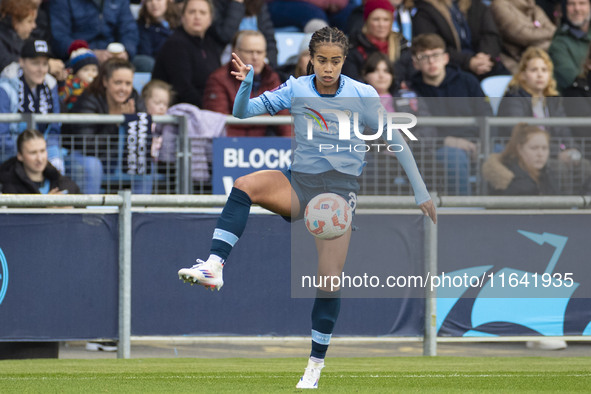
[135, 0, 180, 72]
[58, 40, 99, 111]
[362, 52, 397, 112]
[141, 79, 174, 160]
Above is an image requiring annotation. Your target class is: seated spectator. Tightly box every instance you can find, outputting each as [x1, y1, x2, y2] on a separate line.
[214, 0, 278, 67]
[347, 0, 416, 43]
[364, 52, 399, 112]
[0, 129, 79, 194]
[59, 40, 99, 111]
[497, 47, 574, 153]
[499, 47, 591, 190]
[413, 0, 507, 79]
[343, 0, 413, 85]
[409, 33, 492, 195]
[50, 0, 139, 63]
[563, 44, 591, 138]
[267, 0, 355, 33]
[483, 123, 558, 194]
[548, 0, 591, 92]
[490, 0, 556, 73]
[0, 0, 38, 73]
[152, 0, 237, 107]
[141, 79, 174, 160]
[135, 0, 180, 73]
[0, 39, 61, 166]
[142, 79, 173, 118]
[203, 30, 291, 137]
[66, 58, 148, 194]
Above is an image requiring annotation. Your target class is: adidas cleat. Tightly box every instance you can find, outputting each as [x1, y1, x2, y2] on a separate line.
[296, 360, 324, 389]
[178, 259, 224, 291]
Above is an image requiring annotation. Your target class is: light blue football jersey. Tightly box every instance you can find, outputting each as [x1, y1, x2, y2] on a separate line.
[260, 74, 383, 176]
[232, 70, 430, 204]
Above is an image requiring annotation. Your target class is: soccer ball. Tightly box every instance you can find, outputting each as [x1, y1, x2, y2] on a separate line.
[304, 193, 352, 240]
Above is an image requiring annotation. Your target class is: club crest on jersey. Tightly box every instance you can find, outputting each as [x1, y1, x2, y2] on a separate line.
[270, 82, 287, 92]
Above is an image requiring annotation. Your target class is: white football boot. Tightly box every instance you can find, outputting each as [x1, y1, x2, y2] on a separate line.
[296, 359, 324, 389]
[178, 259, 224, 291]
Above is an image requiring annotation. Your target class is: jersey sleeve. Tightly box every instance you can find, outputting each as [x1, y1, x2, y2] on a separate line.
[259, 77, 293, 115]
[387, 130, 431, 205]
[362, 85, 431, 205]
[232, 67, 270, 118]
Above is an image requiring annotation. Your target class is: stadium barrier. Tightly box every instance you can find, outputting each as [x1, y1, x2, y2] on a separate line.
[0, 194, 589, 359]
[1, 114, 591, 195]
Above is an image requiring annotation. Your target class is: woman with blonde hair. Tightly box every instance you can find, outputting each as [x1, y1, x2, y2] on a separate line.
[483, 123, 558, 195]
[497, 47, 573, 147]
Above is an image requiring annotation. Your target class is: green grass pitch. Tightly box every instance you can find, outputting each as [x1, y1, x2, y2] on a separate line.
[1, 357, 590, 392]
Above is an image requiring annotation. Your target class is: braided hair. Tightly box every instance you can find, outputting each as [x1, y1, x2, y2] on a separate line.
[305, 27, 349, 76]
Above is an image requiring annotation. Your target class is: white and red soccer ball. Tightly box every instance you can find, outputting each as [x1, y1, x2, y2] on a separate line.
[304, 193, 352, 240]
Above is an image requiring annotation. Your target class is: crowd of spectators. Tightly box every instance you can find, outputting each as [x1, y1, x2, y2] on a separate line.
[0, 0, 589, 196]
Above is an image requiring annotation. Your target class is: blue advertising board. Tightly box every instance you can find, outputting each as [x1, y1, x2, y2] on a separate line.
[212, 137, 291, 194]
[0, 212, 590, 340]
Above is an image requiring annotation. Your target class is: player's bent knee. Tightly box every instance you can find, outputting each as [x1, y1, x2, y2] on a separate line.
[233, 175, 256, 198]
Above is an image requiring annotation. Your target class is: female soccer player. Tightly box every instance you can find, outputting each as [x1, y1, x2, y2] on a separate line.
[178, 27, 436, 389]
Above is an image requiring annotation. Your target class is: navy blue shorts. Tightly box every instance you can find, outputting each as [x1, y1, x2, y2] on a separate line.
[281, 168, 360, 222]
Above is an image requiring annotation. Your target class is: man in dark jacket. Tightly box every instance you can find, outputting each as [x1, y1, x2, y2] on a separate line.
[0, 129, 79, 194]
[49, 0, 139, 61]
[409, 33, 492, 195]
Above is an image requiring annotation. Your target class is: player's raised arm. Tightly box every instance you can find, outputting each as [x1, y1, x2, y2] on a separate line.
[231, 53, 268, 119]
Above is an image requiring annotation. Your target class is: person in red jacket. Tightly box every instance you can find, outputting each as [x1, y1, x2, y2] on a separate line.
[202, 29, 291, 137]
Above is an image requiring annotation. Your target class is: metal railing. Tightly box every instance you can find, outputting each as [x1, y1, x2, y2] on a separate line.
[0, 194, 590, 358]
[1, 114, 591, 196]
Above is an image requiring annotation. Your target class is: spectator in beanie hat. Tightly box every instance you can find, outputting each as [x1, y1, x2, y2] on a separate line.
[59, 40, 99, 110]
[343, 0, 414, 85]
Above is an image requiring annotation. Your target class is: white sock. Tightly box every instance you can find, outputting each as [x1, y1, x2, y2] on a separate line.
[309, 356, 324, 366]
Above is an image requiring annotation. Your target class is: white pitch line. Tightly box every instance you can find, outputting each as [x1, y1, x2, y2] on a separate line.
[1, 373, 590, 381]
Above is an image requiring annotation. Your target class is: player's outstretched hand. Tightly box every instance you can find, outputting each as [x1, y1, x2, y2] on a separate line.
[231, 52, 251, 81]
[420, 199, 437, 224]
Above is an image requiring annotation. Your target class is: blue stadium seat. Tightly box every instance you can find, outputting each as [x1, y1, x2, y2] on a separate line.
[275, 32, 307, 66]
[480, 75, 512, 115]
[133, 72, 152, 94]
